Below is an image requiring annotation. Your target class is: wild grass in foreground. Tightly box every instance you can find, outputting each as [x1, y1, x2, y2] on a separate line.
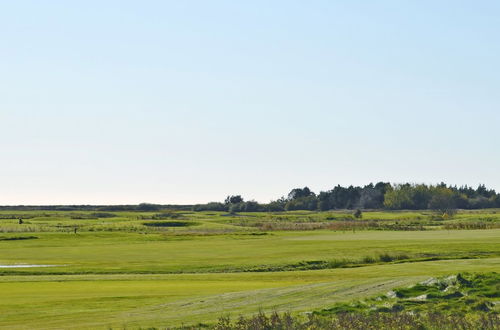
[202, 312, 499, 330]
[167, 272, 499, 330]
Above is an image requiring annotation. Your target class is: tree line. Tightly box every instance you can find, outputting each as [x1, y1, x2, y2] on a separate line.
[2, 183, 498, 213]
[192, 183, 500, 213]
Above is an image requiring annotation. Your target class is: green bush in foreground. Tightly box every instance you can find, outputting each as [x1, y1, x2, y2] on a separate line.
[317, 272, 499, 316]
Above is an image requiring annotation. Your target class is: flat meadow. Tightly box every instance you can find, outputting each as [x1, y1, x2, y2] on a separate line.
[0, 209, 499, 328]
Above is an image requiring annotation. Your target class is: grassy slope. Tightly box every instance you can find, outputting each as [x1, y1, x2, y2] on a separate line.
[0, 258, 499, 329]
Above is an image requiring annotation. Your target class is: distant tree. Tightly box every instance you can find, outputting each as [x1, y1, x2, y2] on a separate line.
[358, 185, 384, 209]
[428, 187, 457, 218]
[383, 184, 414, 209]
[188, 181, 500, 213]
[476, 184, 496, 198]
[458, 185, 477, 199]
[492, 194, 500, 208]
[374, 182, 391, 195]
[228, 203, 239, 214]
[136, 203, 160, 212]
[243, 200, 261, 212]
[192, 202, 227, 212]
[345, 186, 362, 208]
[412, 184, 432, 209]
[285, 195, 317, 211]
[287, 187, 314, 200]
[318, 191, 333, 211]
[467, 196, 492, 209]
[224, 195, 244, 205]
[267, 197, 286, 212]
[453, 193, 469, 209]
[327, 185, 362, 209]
[227, 200, 265, 213]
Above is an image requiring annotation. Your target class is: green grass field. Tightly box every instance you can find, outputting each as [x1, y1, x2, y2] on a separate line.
[0, 210, 499, 329]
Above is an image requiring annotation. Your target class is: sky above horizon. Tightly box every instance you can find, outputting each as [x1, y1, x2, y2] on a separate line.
[1, 1, 499, 205]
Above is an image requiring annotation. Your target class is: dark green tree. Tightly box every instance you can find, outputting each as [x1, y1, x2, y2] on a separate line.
[428, 187, 457, 218]
[224, 195, 244, 205]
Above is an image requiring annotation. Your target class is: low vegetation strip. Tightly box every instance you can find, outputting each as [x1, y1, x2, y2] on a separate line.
[241, 253, 498, 273]
[243, 254, 409, 272]
[1, 209, 499, 234]
[203, 312, 499, 330]
[142, 221, 199, 227]
[244, 221, 428, 232]
[0, 236, 37, 241]
[443, 222, 500, 230]
[1, 253, 497, 276]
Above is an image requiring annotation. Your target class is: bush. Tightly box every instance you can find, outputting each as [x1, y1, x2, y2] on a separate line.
[192, 202, 228, 212]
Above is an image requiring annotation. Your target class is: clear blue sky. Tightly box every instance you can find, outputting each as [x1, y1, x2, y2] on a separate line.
[1, 1, 499, 204]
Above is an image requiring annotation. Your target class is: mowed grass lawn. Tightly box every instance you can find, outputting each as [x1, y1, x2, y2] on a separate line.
[0, 229, 499, 274]
[0, 229, 499, 328]
[1, 258, 499, 329]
